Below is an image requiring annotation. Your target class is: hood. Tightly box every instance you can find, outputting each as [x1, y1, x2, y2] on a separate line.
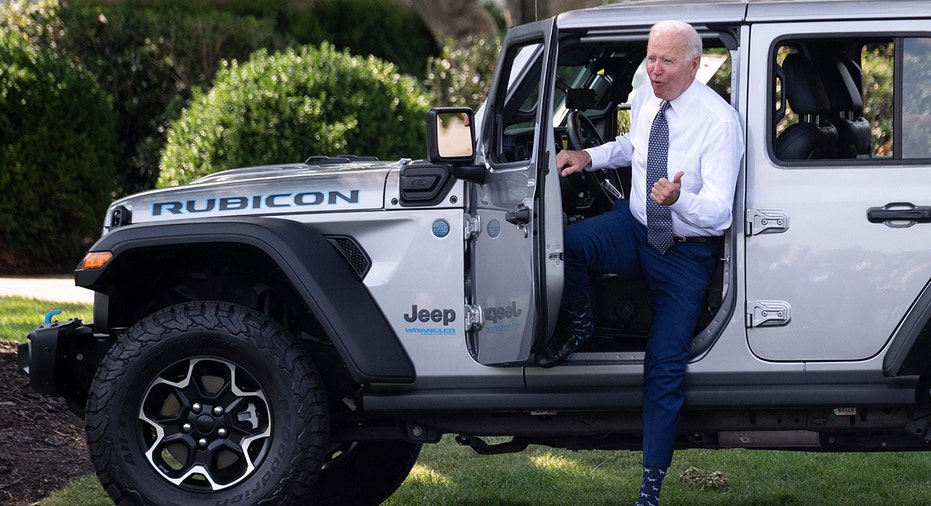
[103, 157, 405, 234]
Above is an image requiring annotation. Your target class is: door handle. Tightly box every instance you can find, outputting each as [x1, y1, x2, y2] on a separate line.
[867, 202, 931, 227]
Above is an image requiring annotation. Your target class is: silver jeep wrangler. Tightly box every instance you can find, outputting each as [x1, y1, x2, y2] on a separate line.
[19, 0, 931, 504]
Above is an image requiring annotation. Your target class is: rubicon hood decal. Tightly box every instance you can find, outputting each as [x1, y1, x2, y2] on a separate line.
[109, 162, 394, 224]
[152, 189, 361, 216]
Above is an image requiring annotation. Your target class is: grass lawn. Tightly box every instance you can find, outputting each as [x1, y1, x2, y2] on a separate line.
[385, 437, 931, 505]
[4, 296, 931, 505]
[0, 296, 92, 343]
[41, 437, 931, 505]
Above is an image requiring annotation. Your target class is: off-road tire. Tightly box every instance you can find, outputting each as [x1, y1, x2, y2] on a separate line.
[86, 301, 329, 505]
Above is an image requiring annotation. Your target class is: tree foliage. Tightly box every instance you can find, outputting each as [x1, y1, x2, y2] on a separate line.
[861, 42, 893, 156]
[0, 34, 117, 273]
[1, 0, 289, 194]
[1, 0, 438, 196]
[425, 35, 502, 111]
[158, 43, 431, 187]
[282, 0, 438, 78]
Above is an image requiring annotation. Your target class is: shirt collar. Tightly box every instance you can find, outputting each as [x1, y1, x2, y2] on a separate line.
[664, 79, 699, 116]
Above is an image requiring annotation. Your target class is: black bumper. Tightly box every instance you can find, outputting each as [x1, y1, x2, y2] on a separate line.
[18, 319, 112, 415]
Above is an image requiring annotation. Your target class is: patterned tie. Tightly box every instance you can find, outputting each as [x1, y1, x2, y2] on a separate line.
[646, 100, 674, 254]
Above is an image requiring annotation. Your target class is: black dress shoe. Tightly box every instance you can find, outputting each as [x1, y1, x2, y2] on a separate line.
[535, 339, 580, 368]
[536, 300, 595, 368]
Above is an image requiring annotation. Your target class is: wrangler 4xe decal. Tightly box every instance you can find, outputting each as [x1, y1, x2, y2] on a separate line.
[403, 305, 457, 336]
[152, 190, 361, 216]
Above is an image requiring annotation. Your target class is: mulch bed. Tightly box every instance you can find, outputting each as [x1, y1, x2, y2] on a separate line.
[0, 341, 95, 506]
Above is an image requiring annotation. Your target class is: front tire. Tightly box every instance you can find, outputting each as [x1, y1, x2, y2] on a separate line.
[86, 301, 329, 505]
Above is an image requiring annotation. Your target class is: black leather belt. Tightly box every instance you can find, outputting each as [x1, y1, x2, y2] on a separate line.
[674, 235, 720, 245]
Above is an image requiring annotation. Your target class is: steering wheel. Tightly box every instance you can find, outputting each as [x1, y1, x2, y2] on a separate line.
[567, 110, 604, 150]
[565, 110, 622, 206]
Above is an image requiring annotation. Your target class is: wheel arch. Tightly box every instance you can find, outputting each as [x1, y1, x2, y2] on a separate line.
[77, 217, 415, 384]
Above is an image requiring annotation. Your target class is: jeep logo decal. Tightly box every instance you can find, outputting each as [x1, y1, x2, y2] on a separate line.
[404, 305, 456, 326]
[152, 190, 360, 216]
[484, 301, 522, 324]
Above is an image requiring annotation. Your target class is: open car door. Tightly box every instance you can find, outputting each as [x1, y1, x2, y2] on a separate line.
[468, 18, 562, 365]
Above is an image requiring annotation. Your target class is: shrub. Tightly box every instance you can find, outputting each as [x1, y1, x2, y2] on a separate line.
[158, 43, 431, 187]
[55, 1, 289, 194]
[425, 35, 501, 111]
[1, 0, 291, 195]
[1, 0, 437, 196]
[0, 34, 117, 273]
[98, 0, 440, 76]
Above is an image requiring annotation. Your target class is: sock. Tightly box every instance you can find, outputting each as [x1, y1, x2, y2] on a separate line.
[565, 300, 594, 348]
[634, 465, 666, 506]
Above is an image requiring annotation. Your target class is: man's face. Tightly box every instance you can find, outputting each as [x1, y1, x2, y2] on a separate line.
[646, 31, 700, 101]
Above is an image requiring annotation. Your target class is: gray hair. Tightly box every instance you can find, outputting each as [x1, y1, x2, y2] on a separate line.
[650, 20, 702, 59]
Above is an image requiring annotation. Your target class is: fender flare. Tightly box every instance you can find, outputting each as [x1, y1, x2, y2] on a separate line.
[76, 217, 415, 383]
[883, 278, 931, 377]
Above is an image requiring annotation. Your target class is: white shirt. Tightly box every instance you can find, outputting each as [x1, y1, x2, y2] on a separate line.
[585, 80, 743, 237]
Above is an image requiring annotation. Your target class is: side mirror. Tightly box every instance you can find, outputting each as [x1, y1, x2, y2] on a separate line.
[426, 107, 485, 184]
[426, 107, 475, 164]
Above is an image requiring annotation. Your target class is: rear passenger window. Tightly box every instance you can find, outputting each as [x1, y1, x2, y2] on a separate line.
[772, 35, 931, 163]
[903, 38, 931, 159]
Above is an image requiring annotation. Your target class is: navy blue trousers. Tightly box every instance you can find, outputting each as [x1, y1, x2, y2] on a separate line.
[563, 199, 718, 467]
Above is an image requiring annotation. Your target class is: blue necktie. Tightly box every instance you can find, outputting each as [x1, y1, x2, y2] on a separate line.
[646, 101, 674, 254]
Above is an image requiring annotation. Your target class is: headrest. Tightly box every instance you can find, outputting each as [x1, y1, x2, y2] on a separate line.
[818, 56, 864, 113]
[782, 53, 830, 116]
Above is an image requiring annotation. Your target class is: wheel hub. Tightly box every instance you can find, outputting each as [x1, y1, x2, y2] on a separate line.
[138, 357, 272, 491]
[194, 413, 219, 434]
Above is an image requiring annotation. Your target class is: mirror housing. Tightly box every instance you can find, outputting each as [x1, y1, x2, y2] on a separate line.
[426, 107, 485, 184]
[426, 107, 476, 164]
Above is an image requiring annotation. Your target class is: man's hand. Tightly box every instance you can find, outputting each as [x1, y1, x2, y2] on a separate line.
[556, 149, 592, 176]
[650, 171, 684, 206]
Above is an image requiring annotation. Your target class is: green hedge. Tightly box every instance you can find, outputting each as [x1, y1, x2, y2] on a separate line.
[1, 0, 436, 196]
[0, 35, 117, 273]
[158, 43, 431, 187]
[23, 0, 290, 194]
[109, 0, 439, 77]
[425, 35, 502, 111]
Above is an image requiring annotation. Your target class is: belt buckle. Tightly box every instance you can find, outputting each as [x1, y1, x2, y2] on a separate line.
[674, 235, 711, 245]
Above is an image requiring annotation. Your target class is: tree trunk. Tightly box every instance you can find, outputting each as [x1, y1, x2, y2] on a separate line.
[505, 0, 604, 26]
[406, 0, 498, 42]
[403, 0, 607, 45]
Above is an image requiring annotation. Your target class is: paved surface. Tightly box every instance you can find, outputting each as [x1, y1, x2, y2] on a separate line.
[0, 276, 94, 304]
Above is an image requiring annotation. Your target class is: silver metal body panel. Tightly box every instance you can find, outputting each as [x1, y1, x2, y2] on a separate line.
[104, 161, 400, 232]
[558, 0, 931, 29]
[101, 0, 931, 411]
[743, 19, 931, 362]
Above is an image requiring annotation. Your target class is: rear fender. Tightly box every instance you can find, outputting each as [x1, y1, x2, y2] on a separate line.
[883, 279, 931, 377]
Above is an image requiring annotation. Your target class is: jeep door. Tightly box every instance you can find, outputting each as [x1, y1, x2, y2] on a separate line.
[745, 18, 931, 362]
[469, 18, 563, 365]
